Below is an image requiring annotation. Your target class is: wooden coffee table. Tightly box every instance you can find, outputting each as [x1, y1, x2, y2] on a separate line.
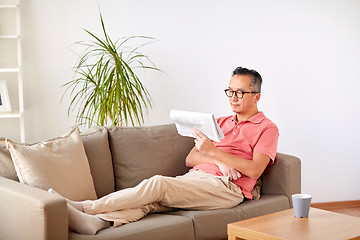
[228, 207, 360, 240]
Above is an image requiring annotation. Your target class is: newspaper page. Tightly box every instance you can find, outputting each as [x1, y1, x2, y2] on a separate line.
[170, 110, 224, 142]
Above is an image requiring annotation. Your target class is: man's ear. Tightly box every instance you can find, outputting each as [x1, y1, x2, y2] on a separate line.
[254, 93, 261, 103]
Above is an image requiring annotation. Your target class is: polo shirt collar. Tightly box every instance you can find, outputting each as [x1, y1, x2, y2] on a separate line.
[248, 112, 265, 123]
[230, 112, 265, 124]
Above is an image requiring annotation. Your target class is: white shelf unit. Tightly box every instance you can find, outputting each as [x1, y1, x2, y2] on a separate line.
[0, 2, 25, 142]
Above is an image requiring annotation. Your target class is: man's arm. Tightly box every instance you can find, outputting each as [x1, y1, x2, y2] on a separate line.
[186, 146, 216, 166]
[190, 129, 271, 180]
[186, 146, 242, 180]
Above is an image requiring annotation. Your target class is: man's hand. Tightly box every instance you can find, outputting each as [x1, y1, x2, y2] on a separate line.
[216, 161, 242, 180]
[191, 129, 216, 155]
[191, 129, 242, 180]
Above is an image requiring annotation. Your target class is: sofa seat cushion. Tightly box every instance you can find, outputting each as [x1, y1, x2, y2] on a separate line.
[166, 206, 244, 240]
[69, 214, 194, 240]
[167, 194, 290, 240]
[108, 124, 194, 190]
[238, 194, 290, 219]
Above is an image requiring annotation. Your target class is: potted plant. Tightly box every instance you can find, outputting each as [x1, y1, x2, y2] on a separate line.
[63, 13, 161, 127]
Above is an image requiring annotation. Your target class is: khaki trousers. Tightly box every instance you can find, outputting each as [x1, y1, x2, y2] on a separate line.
[82, 170, 244, 227]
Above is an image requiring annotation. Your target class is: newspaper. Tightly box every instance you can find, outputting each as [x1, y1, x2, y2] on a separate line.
[170, 110, 224, 142]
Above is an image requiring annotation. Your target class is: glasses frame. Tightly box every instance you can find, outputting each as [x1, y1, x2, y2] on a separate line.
[224, 89, 259, 99]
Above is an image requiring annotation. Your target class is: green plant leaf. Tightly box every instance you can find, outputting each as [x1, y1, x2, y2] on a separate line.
[62, 12, 161, 127]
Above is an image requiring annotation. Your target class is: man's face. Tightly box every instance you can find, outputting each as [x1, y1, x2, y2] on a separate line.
[228, 74, 259, 115]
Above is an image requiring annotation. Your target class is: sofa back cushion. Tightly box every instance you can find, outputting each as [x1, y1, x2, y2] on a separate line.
[108, 124, 194, 190]
[81, 126, 115, 198]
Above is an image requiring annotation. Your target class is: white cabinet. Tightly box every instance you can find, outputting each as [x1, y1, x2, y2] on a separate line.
[0, 2, 25, 142]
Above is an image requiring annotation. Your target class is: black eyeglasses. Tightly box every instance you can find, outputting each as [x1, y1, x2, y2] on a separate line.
[224, 89, 259, 99]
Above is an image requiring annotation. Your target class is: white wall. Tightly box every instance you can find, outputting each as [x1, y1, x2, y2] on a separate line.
[1, 0, 360, 203]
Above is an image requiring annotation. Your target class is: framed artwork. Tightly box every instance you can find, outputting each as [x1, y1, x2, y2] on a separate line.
[0, 80, 11, 113]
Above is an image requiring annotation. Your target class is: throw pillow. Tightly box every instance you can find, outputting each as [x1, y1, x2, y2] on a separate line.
[6, 128, 97, 201]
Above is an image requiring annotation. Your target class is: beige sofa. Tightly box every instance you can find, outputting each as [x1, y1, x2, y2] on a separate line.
[0, 124, 301, 240]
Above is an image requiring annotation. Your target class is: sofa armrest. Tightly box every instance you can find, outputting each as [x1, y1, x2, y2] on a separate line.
[261, 153, 301, 206]
[0, 177, 68, 240]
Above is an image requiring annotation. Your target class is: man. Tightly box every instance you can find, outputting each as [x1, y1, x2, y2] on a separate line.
[53, 66, 279, 235]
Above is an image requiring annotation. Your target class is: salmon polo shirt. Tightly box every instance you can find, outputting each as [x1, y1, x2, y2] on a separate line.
[191, 112, 279, 199]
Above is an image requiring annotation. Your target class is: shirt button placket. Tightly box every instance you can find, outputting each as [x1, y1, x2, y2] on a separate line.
[233, 124, 241, 135]
[233, 124, 238, 135]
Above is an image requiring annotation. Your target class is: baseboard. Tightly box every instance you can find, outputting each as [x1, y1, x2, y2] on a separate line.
[311, 200, 360, 210]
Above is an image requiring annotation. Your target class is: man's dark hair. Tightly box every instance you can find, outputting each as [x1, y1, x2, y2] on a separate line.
[232, 67, 262, 93]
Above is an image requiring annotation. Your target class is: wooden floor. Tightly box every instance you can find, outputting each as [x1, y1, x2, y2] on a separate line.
[311, 200, 360, 218]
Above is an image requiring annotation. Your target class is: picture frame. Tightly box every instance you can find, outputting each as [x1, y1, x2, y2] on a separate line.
[0, 80, 12, 113]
